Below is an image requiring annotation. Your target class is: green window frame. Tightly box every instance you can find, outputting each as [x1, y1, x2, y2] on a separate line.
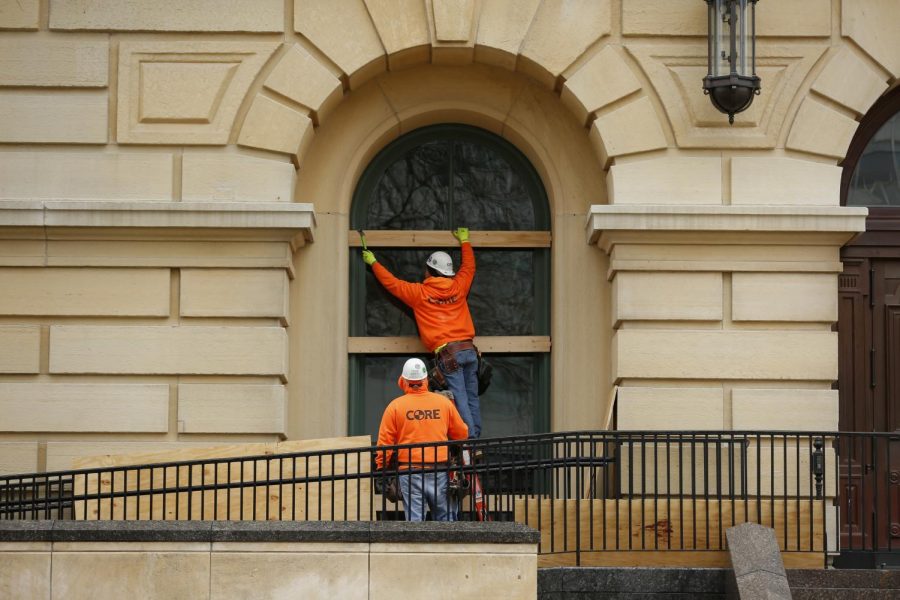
[348, 124, 552, 439]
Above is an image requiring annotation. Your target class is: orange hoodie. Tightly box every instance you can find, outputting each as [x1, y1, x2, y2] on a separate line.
[372, 242, 475, 352]
[375, 377, 469, 469]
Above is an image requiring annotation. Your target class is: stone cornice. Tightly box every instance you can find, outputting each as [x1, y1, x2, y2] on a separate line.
[0, 201, 317, 249]
[587, 205, 869, 251]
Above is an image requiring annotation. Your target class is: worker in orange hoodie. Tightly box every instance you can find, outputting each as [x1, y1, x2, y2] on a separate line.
[362, 227, 482, 438]
[376, 358, 469, 521]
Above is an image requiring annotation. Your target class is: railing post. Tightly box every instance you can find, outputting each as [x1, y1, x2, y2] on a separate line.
[812, 437, 825, 498]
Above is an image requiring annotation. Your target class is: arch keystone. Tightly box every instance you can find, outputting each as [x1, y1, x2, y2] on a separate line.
[474, 0, 541, 71]
[363, 0, 430, 71]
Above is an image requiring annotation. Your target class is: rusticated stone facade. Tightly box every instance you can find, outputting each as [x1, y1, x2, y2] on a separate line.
[0, 0, 896, 474]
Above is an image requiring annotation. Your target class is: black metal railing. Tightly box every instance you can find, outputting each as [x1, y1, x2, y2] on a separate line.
[2, 430, 898, 566]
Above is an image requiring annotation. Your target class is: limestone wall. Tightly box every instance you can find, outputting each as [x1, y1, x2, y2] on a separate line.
[0, 1, 897, 470]
[0, 521, 539, 600]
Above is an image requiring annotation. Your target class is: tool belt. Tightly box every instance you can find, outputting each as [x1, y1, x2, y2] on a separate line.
[435, 340, 476, 374]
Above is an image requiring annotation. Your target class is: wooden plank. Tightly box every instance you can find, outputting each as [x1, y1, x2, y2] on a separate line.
[73, 436, 372, 521]
[512, 498, 826, 554]
[348, 335, 551, 354]
[349, 230, 551, 248]
[72, 436, 371, 469]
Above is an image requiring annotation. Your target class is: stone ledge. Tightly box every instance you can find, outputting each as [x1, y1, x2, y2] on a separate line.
[0, 201, 316, 247]
[0, 520, 540, 545]
[587, 205, 869, 250]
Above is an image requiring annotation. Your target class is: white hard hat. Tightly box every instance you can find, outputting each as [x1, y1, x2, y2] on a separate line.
[401, 358, 428, 381]
[426, 251, 455, 276]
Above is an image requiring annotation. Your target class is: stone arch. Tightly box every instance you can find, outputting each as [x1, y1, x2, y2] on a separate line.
[285, 63, 610, 438]
[232, 0, 670, 177]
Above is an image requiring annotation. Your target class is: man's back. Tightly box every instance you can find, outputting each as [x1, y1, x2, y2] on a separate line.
[377, 389, 468, 466]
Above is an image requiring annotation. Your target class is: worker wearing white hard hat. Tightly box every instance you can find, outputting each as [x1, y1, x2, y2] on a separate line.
[362, 228, 483, 438]
[375, 358, 468, 521]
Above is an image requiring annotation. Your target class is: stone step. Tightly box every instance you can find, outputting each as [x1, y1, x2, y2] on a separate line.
[788, 568, 900, 590]
[792, 590, 899, 600]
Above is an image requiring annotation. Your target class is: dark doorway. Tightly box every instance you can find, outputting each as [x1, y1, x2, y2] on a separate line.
[837, 85, 900, 557]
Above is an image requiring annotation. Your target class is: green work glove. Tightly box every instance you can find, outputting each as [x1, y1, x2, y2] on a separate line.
[362, 250, 376, 266]
[452, 227, 470, 243]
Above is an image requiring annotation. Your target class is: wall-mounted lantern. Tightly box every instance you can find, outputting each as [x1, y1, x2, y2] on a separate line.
[703, 0, 761, 124]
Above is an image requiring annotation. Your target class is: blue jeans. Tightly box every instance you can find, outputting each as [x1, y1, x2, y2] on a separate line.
[439, 347, 481, 438]
[399, 471, 457, 521]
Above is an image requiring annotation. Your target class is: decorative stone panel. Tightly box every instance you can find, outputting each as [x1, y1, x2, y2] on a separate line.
[429, 0, 476, 65]
[432, 0, 474, 42]
[117, 41, 278, 144]
[49, 0, 283, 32]
[627, 43, 826, 149]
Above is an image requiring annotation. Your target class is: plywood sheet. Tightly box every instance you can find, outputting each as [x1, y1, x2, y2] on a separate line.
[73, 436, 372, 521]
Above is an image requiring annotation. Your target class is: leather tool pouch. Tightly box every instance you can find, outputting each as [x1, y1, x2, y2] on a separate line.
[437, 346, 459, 373]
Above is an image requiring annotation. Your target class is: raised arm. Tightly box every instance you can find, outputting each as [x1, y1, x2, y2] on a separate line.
[371, 262, 421, 307]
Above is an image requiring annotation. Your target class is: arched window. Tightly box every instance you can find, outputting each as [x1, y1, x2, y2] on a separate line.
[842, 85, 900, 208]
[348, 125, 551, 440]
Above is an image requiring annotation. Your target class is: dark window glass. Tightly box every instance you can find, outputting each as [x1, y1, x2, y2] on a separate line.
[350, 125, 551, 439]
[352, 354, 545, 441]
[360, 248, 545, 337]
[352, 125, 547, 231]
[847, 110, 900, 207]
[355, 355, 408, 438]
[450, 141, 536, 229]
[365, 141, 451, 229]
